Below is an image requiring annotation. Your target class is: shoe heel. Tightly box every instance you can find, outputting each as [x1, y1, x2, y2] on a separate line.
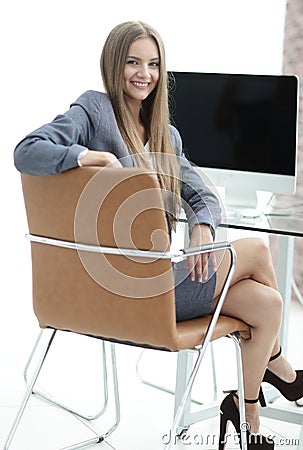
[219, 392, 275, 449]
[258, 387, 266, 407]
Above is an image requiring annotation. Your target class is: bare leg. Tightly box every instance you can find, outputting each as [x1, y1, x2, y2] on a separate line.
[213, 238, 296, 374]
[211, 237, 292, 433]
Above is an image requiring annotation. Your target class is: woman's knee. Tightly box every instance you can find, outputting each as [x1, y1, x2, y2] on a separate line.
[254, 237, 272, 259]
[243, 287, 282, 334]
[242, 237, 271, 260]
[233, 237, 274, 281]
[261, 288, 283, 327]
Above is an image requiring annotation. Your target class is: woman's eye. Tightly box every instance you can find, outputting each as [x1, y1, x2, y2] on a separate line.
[150, 62, 160, 67]
[127, 60, 138, 65]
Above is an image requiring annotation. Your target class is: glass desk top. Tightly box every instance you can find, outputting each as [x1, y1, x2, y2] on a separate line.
[220, 210, 303, 238]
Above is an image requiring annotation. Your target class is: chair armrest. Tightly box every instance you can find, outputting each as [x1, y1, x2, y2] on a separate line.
[26, 233, 180, 259]
[26, 233, 232, 261]
[182, 241, 231, 256]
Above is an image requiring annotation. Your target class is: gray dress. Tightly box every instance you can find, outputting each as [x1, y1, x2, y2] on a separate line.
[14, 90, 222, 322]
[174, 259, 216, 321]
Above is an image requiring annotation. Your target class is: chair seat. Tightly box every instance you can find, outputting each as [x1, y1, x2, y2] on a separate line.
[176, 315, 251, 350]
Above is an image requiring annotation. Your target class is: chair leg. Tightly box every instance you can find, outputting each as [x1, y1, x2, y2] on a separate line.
[4, 329, 57, 450]
[164, 335, 247, 450]
[60, 343, 121, 450]
[173, 349, 195, 434]
[164, 343, 213, 450]
[4, 335, 120, 450]
[210, 342, 218, 401]
[24, 329, 109, 420]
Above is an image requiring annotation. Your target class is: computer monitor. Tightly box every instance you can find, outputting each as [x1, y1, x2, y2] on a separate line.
[169, 71, 299, 213]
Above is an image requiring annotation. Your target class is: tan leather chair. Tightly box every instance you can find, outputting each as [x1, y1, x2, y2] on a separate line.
[4, 167, 250, 450]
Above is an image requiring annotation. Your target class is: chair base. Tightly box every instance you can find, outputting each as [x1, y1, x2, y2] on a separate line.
[3, 330, 120, 450]
[23, 329, 109, 421]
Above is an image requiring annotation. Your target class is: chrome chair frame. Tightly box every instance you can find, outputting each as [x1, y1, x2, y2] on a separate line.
[4, 329, 120, 450]
[136, 336, 245, 445]
[4, 234, 247, 450]
[23, 329, 109, 421]
[172, 334, 244, 438]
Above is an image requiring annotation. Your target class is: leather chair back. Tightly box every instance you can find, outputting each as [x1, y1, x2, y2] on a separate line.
[21, 167, 179, 350]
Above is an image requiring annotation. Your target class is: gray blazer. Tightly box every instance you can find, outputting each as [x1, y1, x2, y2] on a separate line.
[14, 90, 221, 232]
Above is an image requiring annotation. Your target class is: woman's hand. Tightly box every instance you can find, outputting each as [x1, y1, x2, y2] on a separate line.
[184, 224, 217, 283]
[80, 150, 122, 168]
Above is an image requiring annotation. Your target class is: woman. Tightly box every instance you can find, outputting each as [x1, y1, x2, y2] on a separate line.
[14, 21, 303, 449]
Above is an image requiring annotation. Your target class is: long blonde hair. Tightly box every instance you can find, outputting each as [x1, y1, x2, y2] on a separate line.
[100, 21, 181, 227]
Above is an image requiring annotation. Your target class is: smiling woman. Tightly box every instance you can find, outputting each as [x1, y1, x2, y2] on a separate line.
[12, 19, 302, 449]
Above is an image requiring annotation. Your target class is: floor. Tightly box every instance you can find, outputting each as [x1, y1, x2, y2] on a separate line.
[1, 165, 303, 449]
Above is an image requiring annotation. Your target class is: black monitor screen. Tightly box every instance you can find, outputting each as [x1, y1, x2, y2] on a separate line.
[169, 71, 298, 176]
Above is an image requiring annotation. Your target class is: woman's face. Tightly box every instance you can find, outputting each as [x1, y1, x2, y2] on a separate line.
[123, 36, 160, 109]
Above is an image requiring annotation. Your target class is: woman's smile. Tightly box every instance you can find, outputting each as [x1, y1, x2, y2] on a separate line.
[131, 81, 150, 89]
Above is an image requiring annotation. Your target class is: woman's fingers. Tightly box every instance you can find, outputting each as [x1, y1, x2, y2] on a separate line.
[185, 252, 210, 283]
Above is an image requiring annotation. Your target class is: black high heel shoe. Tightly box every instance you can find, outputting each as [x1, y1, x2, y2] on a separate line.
[219, 392, 274, 450]
[263, 347, 303, 402]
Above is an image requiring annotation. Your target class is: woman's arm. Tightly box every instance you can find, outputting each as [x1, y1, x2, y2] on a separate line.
[14, 110, 91, 175]
[14, 91, 122, 175]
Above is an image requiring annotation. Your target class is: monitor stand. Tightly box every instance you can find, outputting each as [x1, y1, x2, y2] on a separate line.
[222, 186, 271, 219]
